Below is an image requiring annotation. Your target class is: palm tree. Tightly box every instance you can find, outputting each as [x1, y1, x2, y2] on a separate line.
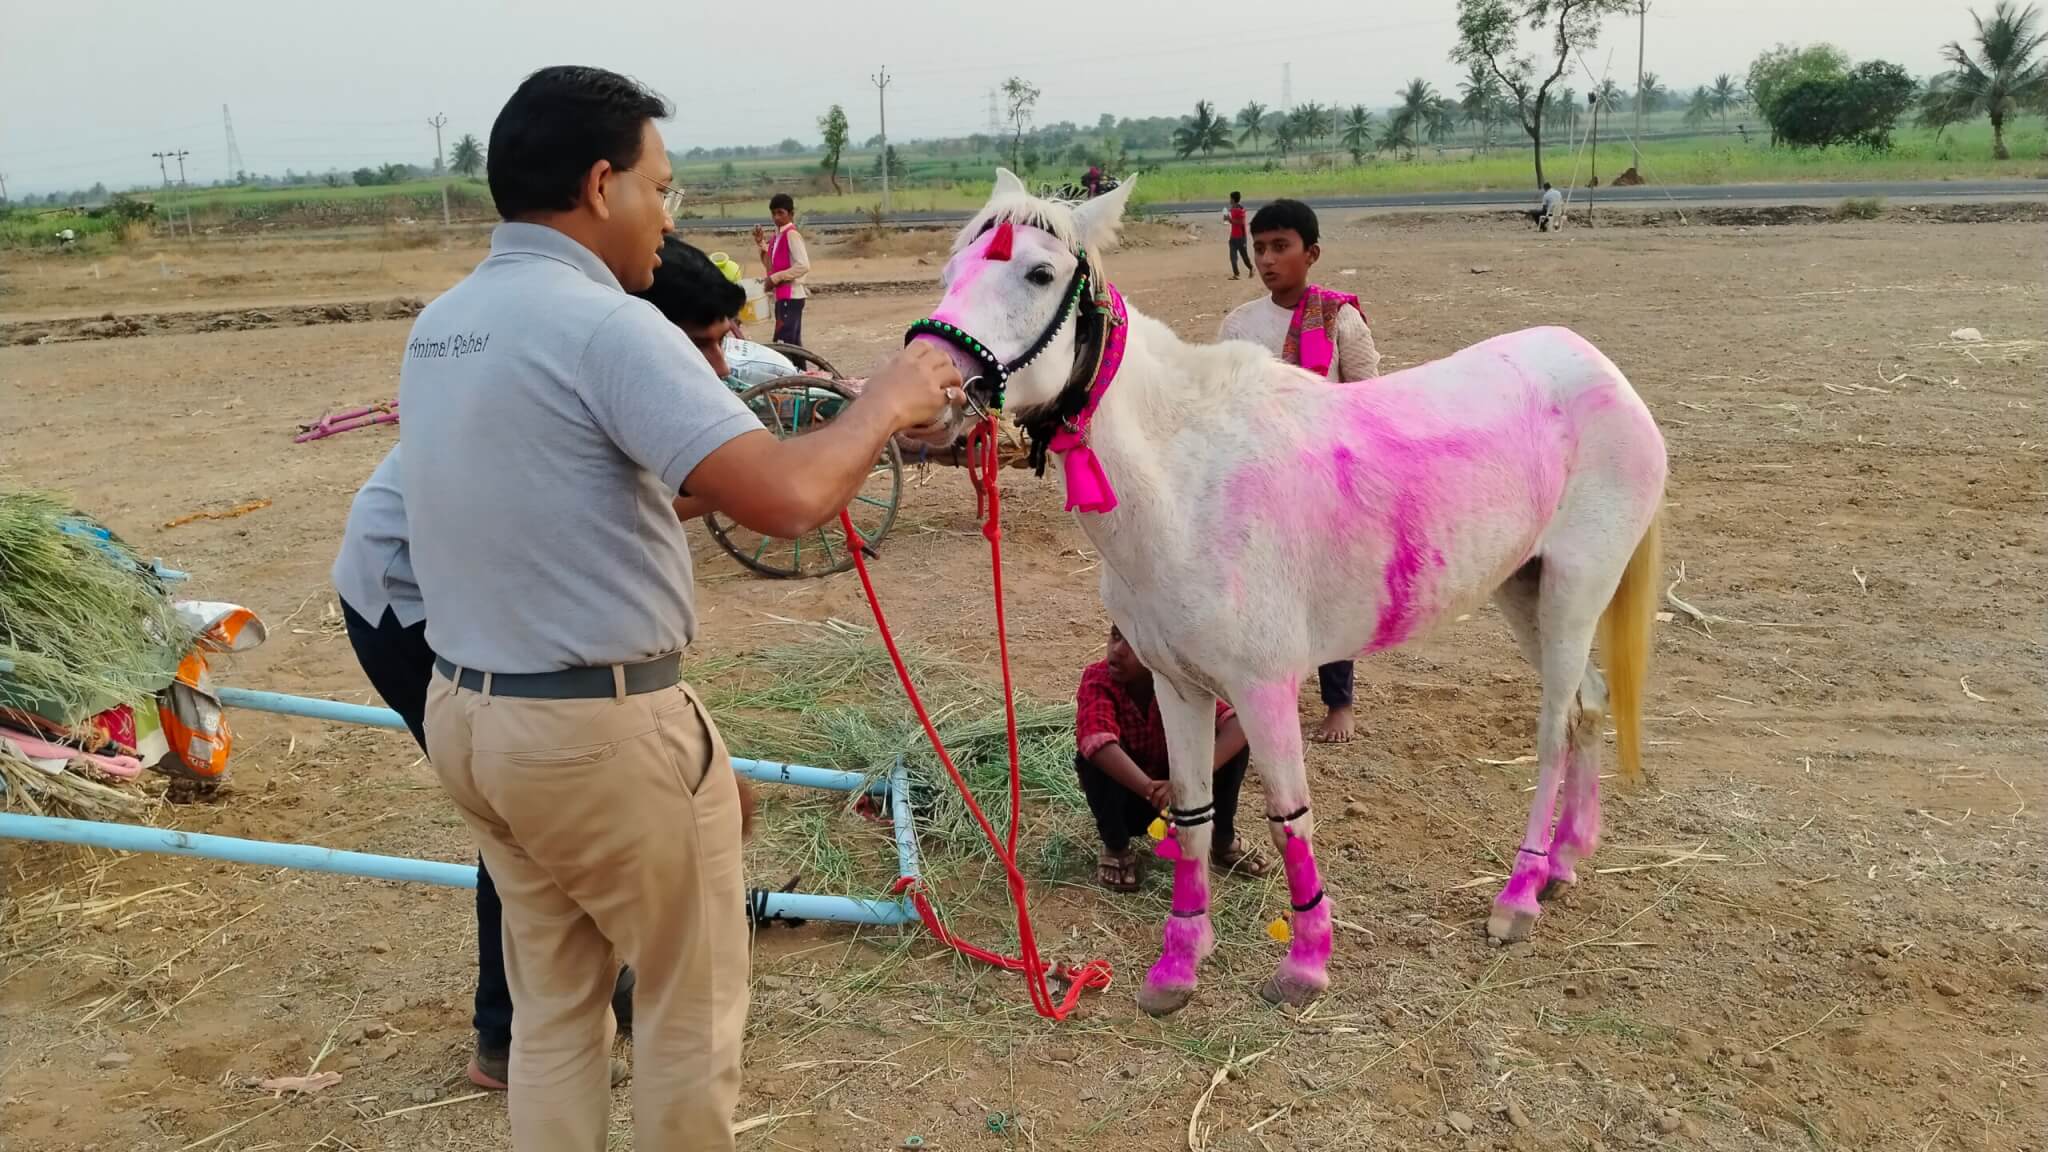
[1424, 97, 1459, 145]
[1271, 119, 1300, 159]
[1459, 62, 1503, 150]
[1236, 101, 1269, 151]
[1340, 104, 1378, 163]
[1918, 76, 1976, 140]
[1173, 100, 1235, 158]
[1288, 102, 1333, 157]
[1595, 78, 1626, 110]
[1709, 73, 1743, 127]
[1386, 79, 1447, 157]
[1928, 1, 2048, 159]
[1545, 86, 1581, 135]
[1683, 85, 1714, 128]
[1637, 71, 1671, 113]
[450, 134, 484, 177]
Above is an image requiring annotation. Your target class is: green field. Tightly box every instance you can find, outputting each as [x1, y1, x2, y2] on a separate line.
[4, 118, 2041, 249]
[683, 119, 2045, 216]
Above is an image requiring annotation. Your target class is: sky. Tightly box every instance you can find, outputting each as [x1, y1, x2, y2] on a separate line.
[0, 0, 1985, 196]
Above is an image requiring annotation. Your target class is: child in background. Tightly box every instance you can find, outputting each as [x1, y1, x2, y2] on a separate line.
[1218, 198, 1380, 744]
[1076, 625, 1268, 892]
[1224, 191, 1251, 280]
[753, 192, 811, 346]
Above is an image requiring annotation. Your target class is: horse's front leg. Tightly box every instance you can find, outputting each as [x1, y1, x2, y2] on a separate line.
[1236, 680, 1333, 1007]
[1135, 674, 1219, 1017]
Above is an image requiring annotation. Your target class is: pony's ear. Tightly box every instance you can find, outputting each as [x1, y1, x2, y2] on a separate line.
[991, 167, 1028, 199]
[1071, 175, 1136, 252]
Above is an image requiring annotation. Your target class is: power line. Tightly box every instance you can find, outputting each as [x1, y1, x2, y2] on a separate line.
[150, 151, 172, 187]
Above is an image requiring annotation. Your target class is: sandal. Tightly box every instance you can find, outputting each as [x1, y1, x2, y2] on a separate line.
[1212, 837, 1273, 878]
[1097, 847, 1143, 893]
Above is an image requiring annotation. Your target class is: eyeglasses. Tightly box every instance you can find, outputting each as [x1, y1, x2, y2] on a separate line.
[623, 167, 686, 220]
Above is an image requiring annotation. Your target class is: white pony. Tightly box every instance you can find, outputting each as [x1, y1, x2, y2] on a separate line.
[906, 172, 1666, 1015]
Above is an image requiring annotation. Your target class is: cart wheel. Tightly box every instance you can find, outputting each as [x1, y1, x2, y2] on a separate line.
[705, 376, 902, 579]
[762, 342, 840, 379]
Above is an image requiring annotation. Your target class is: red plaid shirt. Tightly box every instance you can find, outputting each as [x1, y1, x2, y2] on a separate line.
[1075, 661, 1233, 780]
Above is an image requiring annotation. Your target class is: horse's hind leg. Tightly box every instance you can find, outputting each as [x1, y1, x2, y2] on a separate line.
[1488, 561, 1605, 943]
[1493, 563, 1607, 893]
[1136, 674, 1220, 1017]
[1233, 678, 1332, 1007]
[1549, 665, 1607, 887]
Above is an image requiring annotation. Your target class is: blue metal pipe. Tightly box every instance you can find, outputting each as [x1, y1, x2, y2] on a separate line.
[889, 758, 922, 883]
[0, 812, 918, 926]
[212, 687, 883, 793]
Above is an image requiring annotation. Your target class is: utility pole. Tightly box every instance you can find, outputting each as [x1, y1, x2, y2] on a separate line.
[1282, 62, 1292, 109]
[0, 172, 9, 203]
[173, 150, 190, 186]
[987, 89, 1001, 137]
[1588, 90, 1600, 226]
[152, 151, 171, 187]
[871, 66, 892, 216]
[1633, 0, 1647, 173]
[427, 113, 448, 174]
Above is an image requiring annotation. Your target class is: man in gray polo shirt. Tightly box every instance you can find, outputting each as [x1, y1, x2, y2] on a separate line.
[399, 66, 958, 1152]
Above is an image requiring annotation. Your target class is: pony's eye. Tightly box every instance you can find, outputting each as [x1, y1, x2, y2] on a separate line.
[1026, 265, 1057, 287]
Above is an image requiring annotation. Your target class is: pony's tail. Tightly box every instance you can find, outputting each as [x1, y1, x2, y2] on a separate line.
[1598, 513, 1662, 784]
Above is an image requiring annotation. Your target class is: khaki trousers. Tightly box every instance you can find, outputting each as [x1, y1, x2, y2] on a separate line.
[426, 671, 748, 1152]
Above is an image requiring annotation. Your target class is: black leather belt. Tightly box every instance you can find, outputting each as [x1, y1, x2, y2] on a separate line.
[433, 654, 681, 700]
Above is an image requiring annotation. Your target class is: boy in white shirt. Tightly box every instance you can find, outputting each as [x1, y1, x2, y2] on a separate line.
[1218, 198, 1380, 743]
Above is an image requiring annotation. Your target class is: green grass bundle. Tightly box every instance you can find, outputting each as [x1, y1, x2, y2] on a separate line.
[0, 490, 188, 730]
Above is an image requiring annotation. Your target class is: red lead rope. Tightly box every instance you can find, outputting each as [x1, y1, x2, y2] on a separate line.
[838, 417, 1114, 1020]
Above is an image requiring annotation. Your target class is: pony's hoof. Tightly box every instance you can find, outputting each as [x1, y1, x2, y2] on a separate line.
[1258, 965, 1328, 1008]
[1487, 903, 1539, 943]
[1136, 980, 1196, 1017]
[1539, 862, 1579, 900]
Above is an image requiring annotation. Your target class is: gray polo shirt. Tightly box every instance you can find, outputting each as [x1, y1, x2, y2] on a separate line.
[331, 445, 424, 628]
[398, 223, 758, 673]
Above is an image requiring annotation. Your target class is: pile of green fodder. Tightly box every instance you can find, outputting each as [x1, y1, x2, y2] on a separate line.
[0, 490, 189, 731]
[694, 623, 1092, 908]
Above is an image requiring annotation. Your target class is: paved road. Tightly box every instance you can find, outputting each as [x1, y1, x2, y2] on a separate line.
[678, 179, 2048, 231]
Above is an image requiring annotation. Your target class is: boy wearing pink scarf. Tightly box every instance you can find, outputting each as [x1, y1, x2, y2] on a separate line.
[1218, 198, 1380, 744]
[753, 192, 811, 345]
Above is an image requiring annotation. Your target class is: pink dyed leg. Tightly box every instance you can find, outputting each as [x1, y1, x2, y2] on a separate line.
[1547, 741, 1602, 888]
[1260, 831, 1332, 1006]
[1489, 747, 1564, 943]
[1136, 857, 1213, 1017]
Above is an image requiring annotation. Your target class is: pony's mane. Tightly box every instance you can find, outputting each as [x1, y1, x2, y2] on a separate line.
[951, 193, 1083, 255]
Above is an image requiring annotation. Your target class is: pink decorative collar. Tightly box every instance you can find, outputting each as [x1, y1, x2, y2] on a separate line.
[1045, 286, 1129, 515]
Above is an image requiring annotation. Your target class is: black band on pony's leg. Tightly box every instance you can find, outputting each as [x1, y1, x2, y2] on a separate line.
[1169, 802, 1215, 829]
[1267, 805, 1310, 825]
[1291, 889, 1326, 914]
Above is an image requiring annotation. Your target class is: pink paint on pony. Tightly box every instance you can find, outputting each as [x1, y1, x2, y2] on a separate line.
[1277, 832, 1333, 985]
[1145, 857, 1212, 990]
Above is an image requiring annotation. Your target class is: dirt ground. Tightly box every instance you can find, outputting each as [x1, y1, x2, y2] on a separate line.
[1, 211, 2043, 1152]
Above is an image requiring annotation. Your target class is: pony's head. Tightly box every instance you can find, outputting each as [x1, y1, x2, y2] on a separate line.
[904, 168, 1135, 447]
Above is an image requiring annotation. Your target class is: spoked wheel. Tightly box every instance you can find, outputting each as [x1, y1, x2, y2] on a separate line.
[705, 376, 903, 579]
[762, 342, 840, 379]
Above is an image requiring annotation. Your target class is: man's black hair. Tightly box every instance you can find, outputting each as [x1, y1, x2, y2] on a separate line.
[1541, 182, 1553, 190]
[634, 236, 745, 330]
[1249, 198, 1319, 247]
[768, 192, 795, 214]
[487, 66, 672, 221]
[1229, 190, 1242, 202]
